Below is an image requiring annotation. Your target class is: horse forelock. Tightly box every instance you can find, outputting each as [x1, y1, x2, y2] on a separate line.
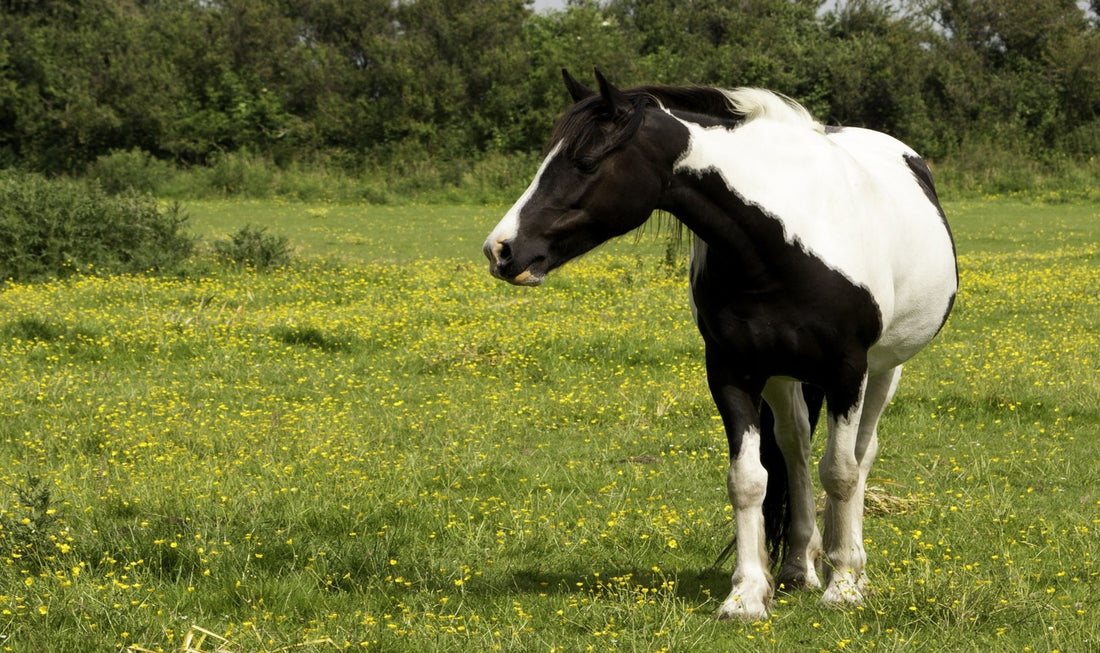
[548, 93, 653, 162]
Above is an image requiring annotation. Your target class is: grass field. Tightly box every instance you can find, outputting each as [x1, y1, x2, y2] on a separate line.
[0, 197, 1097, 652]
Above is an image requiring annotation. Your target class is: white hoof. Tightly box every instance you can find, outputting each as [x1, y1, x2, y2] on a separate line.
[820, 574, 865, 608]
[716, 580, 771, 622]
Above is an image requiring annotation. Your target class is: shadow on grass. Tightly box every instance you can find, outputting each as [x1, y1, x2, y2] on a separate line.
[501, 564, 732, 605]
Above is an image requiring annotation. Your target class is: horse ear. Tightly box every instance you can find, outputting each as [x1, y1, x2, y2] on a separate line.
[562, 68, 595, 103]
[593, 67, 628, 111]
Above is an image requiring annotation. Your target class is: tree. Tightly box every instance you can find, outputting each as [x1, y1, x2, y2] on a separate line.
[388, 0, 532, 154]
[605, 0, 825, 94]
[520, 1, 641, 149]
[917, 0, 1095, 151]
[816, 1, 941, 154]
[2, 0, 1099, 174]
[278, 0, 400, 153]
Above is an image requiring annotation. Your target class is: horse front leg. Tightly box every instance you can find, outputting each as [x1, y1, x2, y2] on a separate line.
[819, 366, 901, 607]
[706, 351, 771, 622]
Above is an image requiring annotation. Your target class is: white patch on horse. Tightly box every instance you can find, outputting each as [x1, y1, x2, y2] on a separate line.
[484, 142, 562, 263]
[826, 128, 958, 373]
[717, 426, 773, 622]
[817, 367, 900, 607]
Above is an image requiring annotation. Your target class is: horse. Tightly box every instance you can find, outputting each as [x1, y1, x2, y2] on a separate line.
[482, 69, 957, 621]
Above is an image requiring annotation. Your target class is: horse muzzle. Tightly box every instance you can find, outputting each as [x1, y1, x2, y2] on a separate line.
[483, 239, 546, 286]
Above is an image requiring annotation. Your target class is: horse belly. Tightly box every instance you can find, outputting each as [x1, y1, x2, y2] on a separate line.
[867, 214, 957, 374]
[868, 279, 955, 373]
[823, 131, 957, 375]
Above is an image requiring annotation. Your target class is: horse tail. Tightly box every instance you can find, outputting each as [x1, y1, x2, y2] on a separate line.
[761, 383, 826, 567]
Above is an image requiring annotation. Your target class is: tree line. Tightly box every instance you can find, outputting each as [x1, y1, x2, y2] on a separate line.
[2, 0, 1099, 176]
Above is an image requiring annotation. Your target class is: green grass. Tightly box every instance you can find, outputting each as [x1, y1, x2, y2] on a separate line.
[184, 201, 504, 264]
[0, 198, 1097, 651]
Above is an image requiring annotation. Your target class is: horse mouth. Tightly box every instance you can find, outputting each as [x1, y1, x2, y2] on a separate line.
[488, 264, 545, 287]
[484, 242, 547, 286]
[507, 269, 544, 286]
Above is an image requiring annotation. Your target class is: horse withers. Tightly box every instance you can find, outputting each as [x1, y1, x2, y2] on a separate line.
[483, 69, 957, 621]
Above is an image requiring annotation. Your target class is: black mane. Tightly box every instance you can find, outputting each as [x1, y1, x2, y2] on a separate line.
[636, 85, 740, 118]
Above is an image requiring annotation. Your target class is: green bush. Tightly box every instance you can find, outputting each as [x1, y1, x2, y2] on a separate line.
[86, 148, 176, 195]
[0, 475, 64, 570]
[213, 224, 293, 271]
[0, 171, 195, 282]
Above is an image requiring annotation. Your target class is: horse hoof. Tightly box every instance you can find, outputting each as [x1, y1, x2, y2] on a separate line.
[776, 568, 822, 592]
[716, 583, 771, 622]
[715, 601, 769, 623]
[820, 581, 864, 608]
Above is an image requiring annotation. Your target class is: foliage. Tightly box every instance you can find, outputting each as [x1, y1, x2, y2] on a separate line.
[0, 199, 1096, 650]
[212, 224, 293, 271]
[0, 171, 195, 282]
[0, 475, 63, 571]
[2, 0, 1099, 182]
[86, 148, 177, 195]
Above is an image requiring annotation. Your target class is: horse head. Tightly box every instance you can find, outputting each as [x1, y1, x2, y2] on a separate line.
[483, 69, 678, 286]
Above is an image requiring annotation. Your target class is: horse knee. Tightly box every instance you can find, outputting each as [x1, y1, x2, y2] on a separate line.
[727, 455, 767, 509]
[819, 455, 859, 501]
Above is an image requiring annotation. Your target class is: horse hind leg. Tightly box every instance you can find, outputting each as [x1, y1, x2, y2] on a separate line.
[819, 366, 902, 608]
[762, 380, 823, 592]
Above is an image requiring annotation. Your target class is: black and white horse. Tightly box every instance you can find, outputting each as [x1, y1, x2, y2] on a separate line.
[483, 70, 957, 621]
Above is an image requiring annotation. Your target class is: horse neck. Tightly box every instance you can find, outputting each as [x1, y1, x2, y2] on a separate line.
[658, 166, 781, 284]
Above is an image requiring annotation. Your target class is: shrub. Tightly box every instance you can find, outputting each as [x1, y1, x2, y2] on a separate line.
[0, 475, 65, 570]
[201, 151, 279, 198]
[0, 171, 195, 282]
[213, 224, 293, 271]
[86, 148, 176, 195]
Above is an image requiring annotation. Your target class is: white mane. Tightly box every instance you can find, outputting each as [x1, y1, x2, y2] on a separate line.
[722, 88, 824, 134]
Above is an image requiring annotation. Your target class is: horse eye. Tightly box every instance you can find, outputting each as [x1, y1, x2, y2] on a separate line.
[575, 157, 598, 174]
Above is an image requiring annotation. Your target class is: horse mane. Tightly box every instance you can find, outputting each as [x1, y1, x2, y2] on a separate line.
[549, 84, 823, 159]
[722, 88, 823, 131]
[642, 85, 823, 132]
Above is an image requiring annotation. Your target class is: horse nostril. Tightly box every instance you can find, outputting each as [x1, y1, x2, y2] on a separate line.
[497, 240, 512, 264]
